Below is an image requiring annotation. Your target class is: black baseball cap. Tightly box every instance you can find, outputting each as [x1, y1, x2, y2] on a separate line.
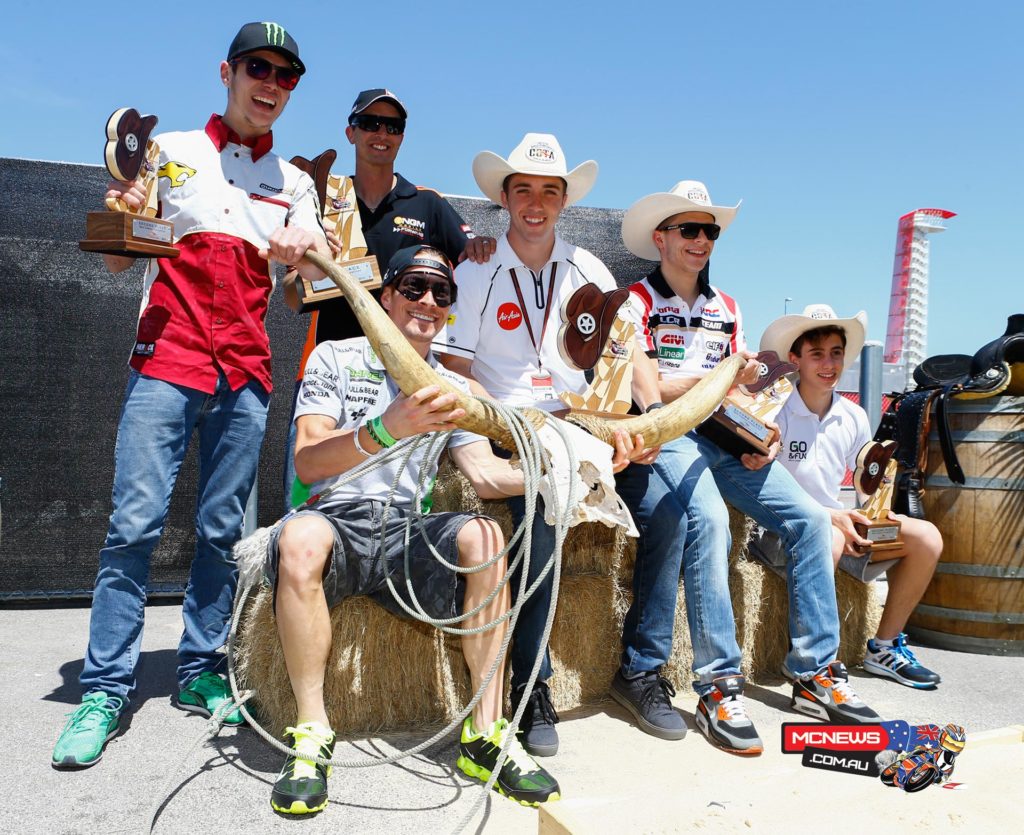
[228, 22, 305, 75]
[349, 88, 408, 120]
[382, 246, 454, 287]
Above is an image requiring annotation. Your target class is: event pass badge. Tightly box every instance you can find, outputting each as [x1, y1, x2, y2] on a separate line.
[290, 149, 382, 312]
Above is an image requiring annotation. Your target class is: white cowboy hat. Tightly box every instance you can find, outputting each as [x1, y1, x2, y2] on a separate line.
[472, 133, 598, 207]
[760, 303, 868, 361]
[621, 180, 741, 261]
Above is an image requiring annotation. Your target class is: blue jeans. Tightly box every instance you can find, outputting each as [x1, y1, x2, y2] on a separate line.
[506, 495, 555, 693]
[617, 431, 838, 695]
[80, 370, 269, 703]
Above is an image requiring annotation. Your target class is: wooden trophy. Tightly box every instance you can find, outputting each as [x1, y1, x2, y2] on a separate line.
[557, 285, 635, 418]
[696, 351, 796, 457]
[853, 439, 903, 551]
[290, 150, 382, 312]
[79, 108, 178, 257]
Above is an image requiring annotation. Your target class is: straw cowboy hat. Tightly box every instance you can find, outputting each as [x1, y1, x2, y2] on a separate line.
[472, 133, 598, 207]
[760, 303, 868, 360]
[622, 180, 741, 261]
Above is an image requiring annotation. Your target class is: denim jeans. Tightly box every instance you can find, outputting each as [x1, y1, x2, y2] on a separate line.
[80, 370, 269, 703]
[617, 431, 838, 695]
[505, 494, 555, 693]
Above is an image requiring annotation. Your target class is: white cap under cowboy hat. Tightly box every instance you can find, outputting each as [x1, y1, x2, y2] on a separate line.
[760, 303, 868, 361]
[622, 180, 741, 261]
[472, 133, 598, 207]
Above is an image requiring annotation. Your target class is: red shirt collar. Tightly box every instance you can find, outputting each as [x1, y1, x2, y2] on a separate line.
[204, 114, 274, 161]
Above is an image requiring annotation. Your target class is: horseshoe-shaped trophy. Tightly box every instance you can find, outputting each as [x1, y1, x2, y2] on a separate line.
[289, 150, 382, 312]
[853, 439, 903, 550]
[696, 350, 796, 457]
[80, 107, 179, 257]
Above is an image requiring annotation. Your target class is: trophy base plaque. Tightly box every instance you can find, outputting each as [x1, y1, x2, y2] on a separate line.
[697, 398, 773, 458]
[855, 519, 903, 552]
[297, 254, 382, 312]
[79, 211, 179, 258]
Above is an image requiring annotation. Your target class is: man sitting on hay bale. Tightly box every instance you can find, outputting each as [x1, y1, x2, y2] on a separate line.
[266, 245, 650, 814]
[753, 304, 942, 688]
[614, 181, 882, 755]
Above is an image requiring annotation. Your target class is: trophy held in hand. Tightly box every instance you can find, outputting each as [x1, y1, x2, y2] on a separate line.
[696, 351, 796, 457]
[853, 439, 903, 550]
[79, 108, 179, 258]
[290, 150, 382, 312]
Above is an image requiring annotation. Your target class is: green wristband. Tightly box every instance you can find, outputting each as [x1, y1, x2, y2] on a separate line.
[367, 415, 398, 448]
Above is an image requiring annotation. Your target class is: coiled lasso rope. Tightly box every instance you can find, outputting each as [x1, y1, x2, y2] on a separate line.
[149, 395, 580, 834]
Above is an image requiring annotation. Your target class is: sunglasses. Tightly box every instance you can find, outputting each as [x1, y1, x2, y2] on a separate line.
[658, 222, 722, 241]
[395, 273, 456, 307]
[231, 56, 300, 91]
[349, 114, 406, 135]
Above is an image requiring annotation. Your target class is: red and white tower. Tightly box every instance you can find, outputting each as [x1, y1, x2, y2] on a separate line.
[883, 208, 956, 389]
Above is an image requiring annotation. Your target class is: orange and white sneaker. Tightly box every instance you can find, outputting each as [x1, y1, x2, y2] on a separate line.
[696, 675, 763, 755]
[791, 661, 881, 724]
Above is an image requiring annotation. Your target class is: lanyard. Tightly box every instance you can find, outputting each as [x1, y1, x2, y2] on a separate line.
[509, 263, 558, 370]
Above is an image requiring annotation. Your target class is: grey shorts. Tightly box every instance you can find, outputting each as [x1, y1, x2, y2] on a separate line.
[747, 526, 899, 583]
[265, 501, 483, 620]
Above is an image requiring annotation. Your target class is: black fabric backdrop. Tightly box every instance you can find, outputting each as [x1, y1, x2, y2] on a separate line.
[0, 157, 653, 600]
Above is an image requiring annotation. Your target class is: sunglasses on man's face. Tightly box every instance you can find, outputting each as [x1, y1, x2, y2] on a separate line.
[395, 273, 456, 307]
[658, 222, 722, 241]
[349, 114, 406, 135]
[231, 56, 300, 91]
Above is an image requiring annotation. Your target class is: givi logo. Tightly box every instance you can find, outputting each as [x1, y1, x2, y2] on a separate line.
[497, 302, 522, 331]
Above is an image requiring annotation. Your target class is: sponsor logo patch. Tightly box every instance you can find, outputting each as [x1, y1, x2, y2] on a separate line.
[497, 302, 522, 331]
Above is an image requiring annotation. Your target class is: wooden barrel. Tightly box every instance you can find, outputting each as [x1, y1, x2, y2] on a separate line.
[908, 396, 1024, 655]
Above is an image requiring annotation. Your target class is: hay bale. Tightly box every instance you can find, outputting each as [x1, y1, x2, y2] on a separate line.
[234, 586, 465, 736]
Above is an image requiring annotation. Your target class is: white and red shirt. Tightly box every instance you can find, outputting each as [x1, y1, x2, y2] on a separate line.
[296, 338, 480, 510]
[776, 388, 871, 509]
[130, 114, 324, 394]
[626, 267, 745, 380]
[436, 233, 616, 410]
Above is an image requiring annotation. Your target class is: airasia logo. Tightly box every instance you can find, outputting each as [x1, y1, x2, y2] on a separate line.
[497, 302, 522, 330]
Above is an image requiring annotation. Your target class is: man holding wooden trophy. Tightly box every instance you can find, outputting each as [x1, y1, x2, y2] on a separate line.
[53, 21, 326, 770]
[756, 304, 943, 688]
[612, 181, 880, 757]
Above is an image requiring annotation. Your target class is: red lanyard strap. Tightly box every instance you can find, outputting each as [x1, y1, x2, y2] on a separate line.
[509, 263, 558, 366]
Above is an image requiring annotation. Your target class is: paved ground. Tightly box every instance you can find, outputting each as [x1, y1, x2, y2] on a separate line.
[7, 602, 1022, 835]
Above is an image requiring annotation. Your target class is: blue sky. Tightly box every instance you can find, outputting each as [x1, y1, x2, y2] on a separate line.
[5, 2, 1021, 359]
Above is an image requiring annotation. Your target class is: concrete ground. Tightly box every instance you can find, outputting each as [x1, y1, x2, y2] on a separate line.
[7, 602, 1022, 835]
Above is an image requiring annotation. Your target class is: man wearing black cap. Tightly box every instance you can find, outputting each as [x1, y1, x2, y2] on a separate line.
[266, 245, 560, 814]
[51, 21, 326, 770]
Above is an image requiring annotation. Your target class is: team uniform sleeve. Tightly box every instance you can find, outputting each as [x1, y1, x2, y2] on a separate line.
[431, 194, 473, 264]
[295, 343, 347, 424]
[731, 298, 748, 354]
[287, 171, 328, 242]
[625, 284, 656, 356]
[435, 261, 485, 360]
[846, 404, 873, 471]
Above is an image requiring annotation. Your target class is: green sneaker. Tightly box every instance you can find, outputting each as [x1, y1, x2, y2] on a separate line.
[176, 671, 244, 725]
[52, 692, 124, 769]
[271, 722, 336, 815]
[457, 717, 561, 806]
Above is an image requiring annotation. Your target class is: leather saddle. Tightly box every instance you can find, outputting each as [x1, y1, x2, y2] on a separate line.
[557, 284, 631, 371]
[876, 314, 1024, 517]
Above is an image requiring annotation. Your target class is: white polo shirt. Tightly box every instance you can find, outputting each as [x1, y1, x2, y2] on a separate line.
[436, 232, 616, 410]
[626, 267, 745, 380]
[296, 338, 480, 511]
[775, 388, 871, 509]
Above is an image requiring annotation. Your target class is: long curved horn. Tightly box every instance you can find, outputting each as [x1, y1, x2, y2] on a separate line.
[303, 251, 740, 449]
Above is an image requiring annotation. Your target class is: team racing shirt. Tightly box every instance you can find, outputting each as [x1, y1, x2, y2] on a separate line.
[437, 233, 616, 411]
[626, 266, 745, 380]
[775, 387, 871, 509]
[131, 114, 324, 394]
[295, 338, 481, 511]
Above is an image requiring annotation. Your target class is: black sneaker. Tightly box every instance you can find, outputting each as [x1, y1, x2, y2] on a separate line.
[863, 633, 941, 688]
[695, 675, 763, 756]
[457, 717, 560, 806]
[270, 722, 336, 815]
[610, 669, 687, 740]
[791, 661, 881, 723]
[511, 681, 559, 757]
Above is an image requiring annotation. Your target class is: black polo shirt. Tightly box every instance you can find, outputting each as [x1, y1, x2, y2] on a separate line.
[309, 172, 473, 344]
